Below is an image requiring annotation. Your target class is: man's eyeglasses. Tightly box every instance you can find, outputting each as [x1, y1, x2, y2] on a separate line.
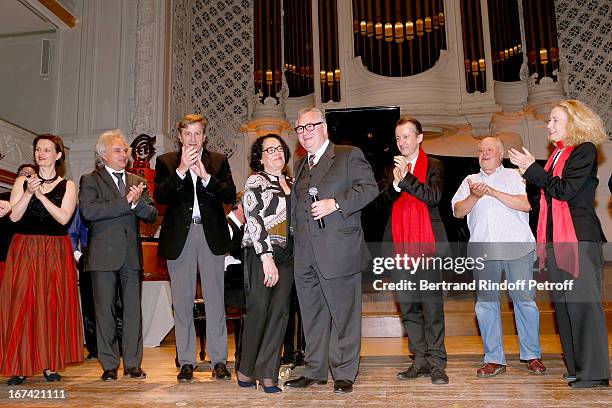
[263, 146, 285, 154]
[294, 122, 324, 134]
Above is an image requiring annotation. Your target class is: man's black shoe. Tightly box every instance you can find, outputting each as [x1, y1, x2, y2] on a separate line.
[177, 364, 194, 382]
[212, 363, 231, 380]
[397, 365, 430, 380]
[333, 379, 353, 394]
[284, 376, 327, 388]
[569, 379, 609, 388]
[101, 368, 118, 381]
[430, 368, 449, 385]
[123, 367, 147, 379]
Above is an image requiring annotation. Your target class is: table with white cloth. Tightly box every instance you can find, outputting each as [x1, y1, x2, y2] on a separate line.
[141, 280, 174, 347]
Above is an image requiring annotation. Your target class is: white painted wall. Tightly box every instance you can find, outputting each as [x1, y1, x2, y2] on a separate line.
[54, 0, 139, 182]
[0, 32, 57, 134]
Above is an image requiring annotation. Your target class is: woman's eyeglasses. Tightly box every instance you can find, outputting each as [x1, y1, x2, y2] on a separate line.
[263, 146, 285, 154]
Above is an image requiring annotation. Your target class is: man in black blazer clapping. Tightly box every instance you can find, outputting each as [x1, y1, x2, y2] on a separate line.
[154, 114, 236, 382]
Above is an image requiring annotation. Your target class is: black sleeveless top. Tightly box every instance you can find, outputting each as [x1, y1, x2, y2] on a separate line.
[14, 179, 69, 236]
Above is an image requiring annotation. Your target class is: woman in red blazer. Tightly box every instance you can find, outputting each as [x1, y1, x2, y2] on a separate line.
[510, 99, 609, 388]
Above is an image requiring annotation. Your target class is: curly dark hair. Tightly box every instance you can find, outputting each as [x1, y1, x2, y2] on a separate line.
[249, 134, 291, 172]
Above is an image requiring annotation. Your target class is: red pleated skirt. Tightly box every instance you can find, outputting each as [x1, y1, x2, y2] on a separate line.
[0, 234, 84, 376]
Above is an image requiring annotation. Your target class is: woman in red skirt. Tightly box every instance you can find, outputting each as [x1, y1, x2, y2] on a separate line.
[0, 134, 83, 386]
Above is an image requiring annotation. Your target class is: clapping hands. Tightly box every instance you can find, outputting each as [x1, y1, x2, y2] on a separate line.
[178, 146, 209, 180]
[26, 175, 42, 196]
[468, 178, 487, 198]
[508, 147, 535, 175]
[393, 155, 409, 184]
[126, 182, 147, 205]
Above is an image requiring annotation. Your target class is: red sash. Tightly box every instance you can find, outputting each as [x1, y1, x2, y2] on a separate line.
[392, 148, 436, 256]
[536, 143, 579, 277]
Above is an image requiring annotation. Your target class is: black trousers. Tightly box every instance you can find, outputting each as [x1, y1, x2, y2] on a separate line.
[395, 266, 447, 370]
[239, 245, 293, 381]
[546, 242, 610, 381]
[78, 250, 97, 356]
[91, 266, 142, 371]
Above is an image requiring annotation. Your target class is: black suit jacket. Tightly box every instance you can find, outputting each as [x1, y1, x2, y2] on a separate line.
[154, 149, 236, 259]
[79, 169, 158, 271]
[227, 215, 244, 260]
[524, 142, 606, 242]
[379, 156, 448, 244]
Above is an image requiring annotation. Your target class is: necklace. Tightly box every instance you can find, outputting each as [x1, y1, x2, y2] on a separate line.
[38, 172, 59, 184]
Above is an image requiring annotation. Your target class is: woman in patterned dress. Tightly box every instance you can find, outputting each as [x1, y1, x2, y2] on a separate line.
[236, 134, 294, 393]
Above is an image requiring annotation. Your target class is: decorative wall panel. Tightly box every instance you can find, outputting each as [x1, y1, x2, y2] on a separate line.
[555, 0, 611, 136]
[190, 0, 253, 157]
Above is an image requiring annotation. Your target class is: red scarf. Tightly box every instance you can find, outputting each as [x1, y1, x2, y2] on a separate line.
[536, 142, 579, 277]
[391, 148, 436, 256]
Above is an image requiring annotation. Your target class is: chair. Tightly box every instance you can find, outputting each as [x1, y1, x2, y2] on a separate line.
[193, 299, 245, 363]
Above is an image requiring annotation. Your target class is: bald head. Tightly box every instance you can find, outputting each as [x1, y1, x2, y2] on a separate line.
[478, 137, 504, 174]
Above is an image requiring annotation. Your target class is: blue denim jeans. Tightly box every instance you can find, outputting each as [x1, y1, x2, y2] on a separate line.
[475, 251, 541, 365]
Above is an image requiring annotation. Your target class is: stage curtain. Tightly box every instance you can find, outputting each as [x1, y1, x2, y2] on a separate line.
[352, 0, 447, 77]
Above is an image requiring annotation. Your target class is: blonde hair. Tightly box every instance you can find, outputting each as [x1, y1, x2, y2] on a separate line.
[555, 99, 607, 146]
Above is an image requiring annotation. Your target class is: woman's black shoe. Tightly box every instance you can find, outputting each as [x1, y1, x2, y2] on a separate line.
[43, 369, 61, 382]
[7, 376, 26, 386]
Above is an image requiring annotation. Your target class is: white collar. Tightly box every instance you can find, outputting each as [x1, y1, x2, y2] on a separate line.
[228, 211, 243, 228]
[105, 166, 125, 178]
[308, 139, 330, 162]
[479, 164, 504, 177]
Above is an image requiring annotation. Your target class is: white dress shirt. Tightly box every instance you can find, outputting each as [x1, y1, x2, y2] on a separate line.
[451, 165, 535, 260]
[176, 166, 210, 219]
[224, 210, 243, 271]
[105, 166, 125, 190]
[307, 139, 330, 167]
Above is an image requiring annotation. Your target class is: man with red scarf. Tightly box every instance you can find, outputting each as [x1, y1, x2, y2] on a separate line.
[380, 116, 449, 385]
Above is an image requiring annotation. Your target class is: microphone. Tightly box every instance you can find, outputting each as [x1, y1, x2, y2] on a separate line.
[308, 187, 325, 229]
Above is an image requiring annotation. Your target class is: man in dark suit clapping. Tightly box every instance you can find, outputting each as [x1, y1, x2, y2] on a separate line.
[79, 130, 158, 381]
[154, 114, 236, 382]
[284, 107, 378, 394]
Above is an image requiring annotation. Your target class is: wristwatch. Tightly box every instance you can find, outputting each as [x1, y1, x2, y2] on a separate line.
[334, 199, 341, 213]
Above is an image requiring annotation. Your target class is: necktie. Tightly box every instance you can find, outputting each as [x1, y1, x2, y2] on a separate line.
[308, 154, 316, 169]
[407, 163, 413, 173]
[113, 172, 127, 197]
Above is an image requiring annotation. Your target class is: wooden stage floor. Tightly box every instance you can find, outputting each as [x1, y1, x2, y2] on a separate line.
[0, 335, 610, 407]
